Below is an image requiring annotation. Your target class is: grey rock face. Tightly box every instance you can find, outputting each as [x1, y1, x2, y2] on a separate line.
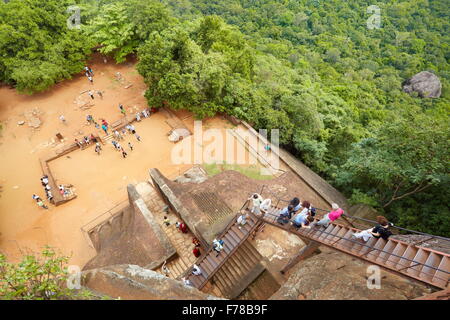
[403, 71, 441, 98]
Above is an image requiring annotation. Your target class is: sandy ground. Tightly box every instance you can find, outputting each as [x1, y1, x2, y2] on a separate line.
[0, 55, 272, 267]
[0, 55, 196, 266]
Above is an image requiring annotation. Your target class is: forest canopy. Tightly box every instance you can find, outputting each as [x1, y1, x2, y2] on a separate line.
[0, 0, 448, 236]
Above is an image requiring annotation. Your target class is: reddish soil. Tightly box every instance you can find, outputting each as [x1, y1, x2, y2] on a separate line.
[0, 55, 268, 267]
[0, 55, 193, 266]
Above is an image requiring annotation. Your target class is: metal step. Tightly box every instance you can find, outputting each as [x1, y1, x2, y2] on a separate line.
[375, 240, 397, 264]
[407, 248, 430, 277]
[432, 256, 450, 288]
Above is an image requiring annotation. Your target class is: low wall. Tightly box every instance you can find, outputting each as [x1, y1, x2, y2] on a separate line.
[82, 184, 177, 271]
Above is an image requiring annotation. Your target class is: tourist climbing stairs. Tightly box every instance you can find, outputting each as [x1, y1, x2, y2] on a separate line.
[254, 205, 450, 289]
[180, 201, 263, 290]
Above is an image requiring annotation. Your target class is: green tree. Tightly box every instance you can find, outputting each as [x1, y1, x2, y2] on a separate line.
[337, 114, 449, 208]
[0, 247, 93, 300]
[0, 0, 94, 93]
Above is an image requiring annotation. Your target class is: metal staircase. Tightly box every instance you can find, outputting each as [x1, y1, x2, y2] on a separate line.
[180, 200, 263, 290]
[256, 205, 450, 289]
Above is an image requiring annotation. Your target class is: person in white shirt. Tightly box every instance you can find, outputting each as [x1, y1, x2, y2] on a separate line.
[248, 193, 263, 215]
[182, 277, 192, 286]
[260, 198, 272, 215]
[237, 211, 248, 229]
[192, 264, 202, 276]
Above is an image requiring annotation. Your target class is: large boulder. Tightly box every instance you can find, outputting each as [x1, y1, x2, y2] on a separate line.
[403, 71, 442, 98]
[82, 264, 223, 300]
[270, 248, 432, 300]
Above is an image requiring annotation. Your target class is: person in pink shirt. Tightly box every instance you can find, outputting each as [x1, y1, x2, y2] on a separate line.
[314, 203, 344, 228]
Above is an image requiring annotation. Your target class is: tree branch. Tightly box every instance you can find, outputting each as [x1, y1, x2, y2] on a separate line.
[383, 182, 432, 208]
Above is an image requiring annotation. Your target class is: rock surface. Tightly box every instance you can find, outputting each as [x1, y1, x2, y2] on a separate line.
[270, 248, 432, 300]
[403, 71, 442, 98]
[82, 264, 223, 300]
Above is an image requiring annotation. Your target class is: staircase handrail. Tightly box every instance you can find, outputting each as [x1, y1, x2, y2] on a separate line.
[253, 207, 450, 281]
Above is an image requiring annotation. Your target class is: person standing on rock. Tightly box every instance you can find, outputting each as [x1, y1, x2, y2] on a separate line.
[101, 124, 108, 135]
[74, 139, 83, 149]
[32, 194, 41, 202]
[59, 115, 66, 124]
[119, 104, 126, 116]
[37, 199, 48, 210]
[121, 147, 127, 158]
[88, 90, 94, 100]
[128, 142, 133, 151]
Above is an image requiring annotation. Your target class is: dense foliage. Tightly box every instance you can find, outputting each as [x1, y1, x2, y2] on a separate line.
[158, 0, 450, 236]
[0, 247, 93, 300]
[0, 0, 448, 236]
[0, 0, 94, 94]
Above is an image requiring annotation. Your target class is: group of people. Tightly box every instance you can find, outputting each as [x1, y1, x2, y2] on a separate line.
[135, 108, 151, 121]
[184, 194, 395, 285]
[111, 139, 131, 158]
[125, 124, 141, 141]
[74, 134, 97, 150]
[40, 175, 53, 204]
[248, 192, 393, 243]
[118, 103, 157, 121]
[88, 90, 103, 100]
[86, 114, 102, 130]
[175, 221, 188, 233]
[32, 176, 52, 210]
[247, 192, 343, 230]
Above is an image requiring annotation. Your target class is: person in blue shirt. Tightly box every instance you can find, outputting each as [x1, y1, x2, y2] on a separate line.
[277, 205, 295, 225]
[293, 212, 314, 229]
[289, 197, 302, 213]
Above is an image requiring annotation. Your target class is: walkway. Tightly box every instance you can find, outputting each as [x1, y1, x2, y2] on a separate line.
[255, 205, 450, 289]
[183, 206, 262, 289]
[137, 183, 197, 279]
